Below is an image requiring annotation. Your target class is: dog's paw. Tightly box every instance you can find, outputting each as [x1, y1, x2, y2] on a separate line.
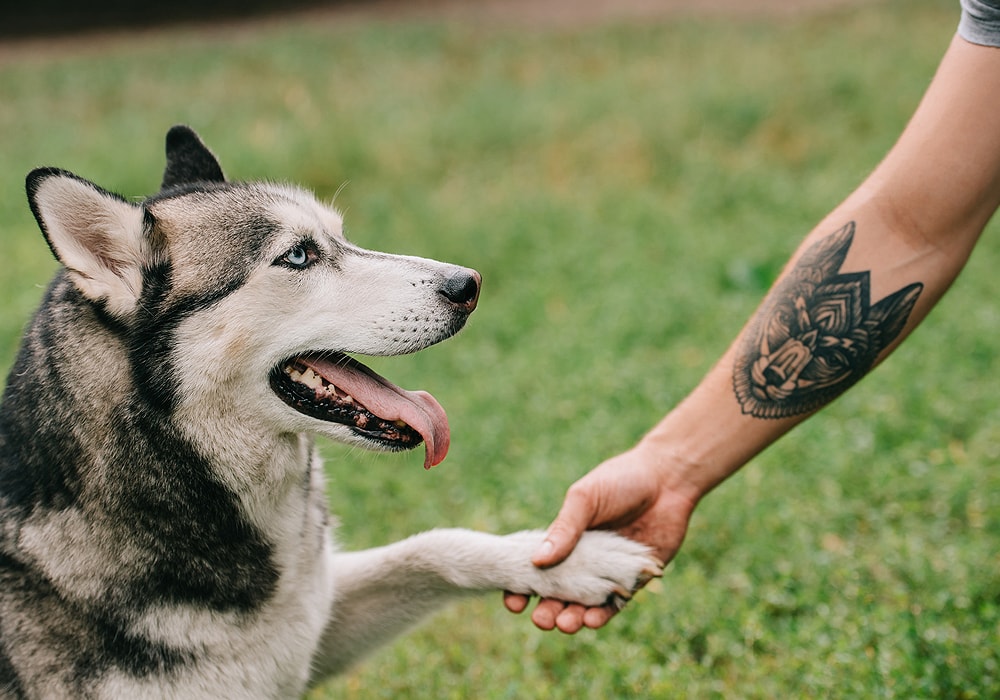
[508, 530, 663, 609]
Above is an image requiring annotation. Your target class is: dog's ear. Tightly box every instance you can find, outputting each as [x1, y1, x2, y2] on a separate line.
[27, 168, 161, 318]
[160, 125, 225, 190]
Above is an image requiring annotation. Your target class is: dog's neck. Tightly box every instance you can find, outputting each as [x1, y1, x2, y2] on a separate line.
[175, 403, 323, 531]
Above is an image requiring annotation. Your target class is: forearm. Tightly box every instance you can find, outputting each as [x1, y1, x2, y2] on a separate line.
[643, 34, 1000, 503]
[642, 213, 964, 504]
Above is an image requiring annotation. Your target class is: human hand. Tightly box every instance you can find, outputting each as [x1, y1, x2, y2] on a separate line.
[503, 442, 698, 633]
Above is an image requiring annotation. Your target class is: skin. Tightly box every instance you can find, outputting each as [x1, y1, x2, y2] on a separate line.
[504, 32, 1000, 633]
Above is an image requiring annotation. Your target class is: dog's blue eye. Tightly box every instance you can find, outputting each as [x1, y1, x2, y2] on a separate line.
[279, 243, 315, 269]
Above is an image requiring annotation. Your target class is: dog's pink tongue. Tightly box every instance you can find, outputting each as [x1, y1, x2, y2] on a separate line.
[302, 356, 450, 469]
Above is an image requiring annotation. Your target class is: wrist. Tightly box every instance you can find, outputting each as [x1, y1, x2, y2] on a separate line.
[631, 431, 716, 508]
[633, 367, 787, 503]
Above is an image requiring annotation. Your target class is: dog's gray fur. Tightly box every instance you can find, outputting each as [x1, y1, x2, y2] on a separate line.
[0, 127, 661, 699]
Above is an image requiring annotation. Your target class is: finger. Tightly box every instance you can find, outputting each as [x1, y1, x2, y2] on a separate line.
[532, 487, 594, 568]
[503, 591, 530, 614]
[554, 604, 588, 634]
[582, 605, 618, 629]
[530, 598, 566, 631]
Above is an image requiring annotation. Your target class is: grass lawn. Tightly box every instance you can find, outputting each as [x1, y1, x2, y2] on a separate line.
[2, 0, 998, 697]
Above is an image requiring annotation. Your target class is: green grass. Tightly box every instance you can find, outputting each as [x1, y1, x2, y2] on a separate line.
[2, 1, 999, 697]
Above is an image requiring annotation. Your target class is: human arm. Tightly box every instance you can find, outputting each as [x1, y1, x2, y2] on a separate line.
[506, 31, 1000, 633]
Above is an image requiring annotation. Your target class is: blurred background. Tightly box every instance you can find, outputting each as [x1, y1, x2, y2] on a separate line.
[1, 1, 997, 697]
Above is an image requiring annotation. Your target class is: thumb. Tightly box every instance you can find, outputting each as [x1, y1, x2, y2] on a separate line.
[532, 490, 592, 568]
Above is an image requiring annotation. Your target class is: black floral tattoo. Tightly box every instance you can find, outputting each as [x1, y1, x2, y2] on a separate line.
[733, 222, 923, 419]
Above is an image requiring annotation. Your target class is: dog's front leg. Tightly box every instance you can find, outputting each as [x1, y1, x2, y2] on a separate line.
[308, 528, 660, 682]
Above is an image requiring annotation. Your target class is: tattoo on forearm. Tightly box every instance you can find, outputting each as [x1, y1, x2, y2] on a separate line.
[732, 221, 923, 419]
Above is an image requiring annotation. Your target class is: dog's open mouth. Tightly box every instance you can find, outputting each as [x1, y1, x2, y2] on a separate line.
[269, 353, 450, 469]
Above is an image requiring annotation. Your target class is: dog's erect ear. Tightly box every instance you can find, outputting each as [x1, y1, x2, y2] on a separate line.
[27, 168, 161, 318]
[160, 125, 225, 190]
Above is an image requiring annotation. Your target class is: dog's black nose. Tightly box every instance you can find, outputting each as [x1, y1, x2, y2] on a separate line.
[441, 268, 481, 311]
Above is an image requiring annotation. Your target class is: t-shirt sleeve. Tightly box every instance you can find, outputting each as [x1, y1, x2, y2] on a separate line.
[960, 0, 1000, 47]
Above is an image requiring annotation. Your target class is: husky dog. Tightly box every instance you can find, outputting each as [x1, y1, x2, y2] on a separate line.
[0, 127, 661, 698]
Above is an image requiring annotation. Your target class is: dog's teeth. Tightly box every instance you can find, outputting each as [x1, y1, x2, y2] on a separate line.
[300, 368, 324, 390]
[343, 394, 354, 404]
[393, 419, 407, 428]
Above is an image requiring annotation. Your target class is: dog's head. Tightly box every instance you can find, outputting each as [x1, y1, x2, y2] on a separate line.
[25, 126, 480, 468]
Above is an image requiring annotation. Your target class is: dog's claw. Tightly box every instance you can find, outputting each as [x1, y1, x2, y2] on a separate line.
[607, 591, 632, 612]
[641, 563, 664, 579]
[611, 584, 633, 601]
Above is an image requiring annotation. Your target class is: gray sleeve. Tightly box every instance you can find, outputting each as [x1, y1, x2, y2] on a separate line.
[959, 0, 1000, 47]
